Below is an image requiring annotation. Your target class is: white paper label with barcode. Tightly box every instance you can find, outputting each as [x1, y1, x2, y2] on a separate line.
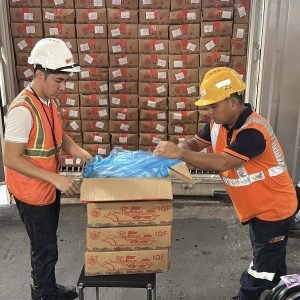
[26, 26, 36, 34]
[17, 40, 28, 50]
[140, 28, 150, 36]
[112, 69, 122, 78]
[156, 124, 165, 132]
[174, 60, 183, 68]
[156, 85, 166, 94]
[66, 82, 74, 89]
[114, 83, 123, 91]
[152, 137, 161, 144]
[96, 121, 104, 129]
[172, 28, 182, 38]
[204, 25, 213, 33]
[157, 112, 166, 119]
[155, 43, 164, 51]
[67, 98, 75, 106]
[88, 12, 98, 20]
[146, 12, 156, 19]
[220, 55, 230, 63]
[176, 102, 186, 109]
[54, 0, 63, 4]
[236, 28, 244, 39]
[94, 136, 103, 142]
[118, 57, 128, 65]
[117, 113, 126, 120]
[80, 43, 89, 51]
[112, 45, 122, 53]
[147, 100, 156, 108]
[121, 11, 130, 19]
[65, 41, 72, 49]
[238, 6, 247, 17]
[120, 123, 129, 131]
[23, 81, 31, 88]
[95, 26, 104, 34]
[112, 97, 121, 105]
[94, 0, 103, 6]
[69, 110, 78, 117]
[119, 137, 127, 143]
[186, 42, 196, 51]
[187, 86, 196, 94]
[222, 11, 232, 19]
[175, 72, 185, 81]
[157, 59, 166, 67]
[76, 158, 81, 164]
[100, 84, 108, 92]
[191, 0, 200, 3]
[158, 71, 166, 79]
[205, 41, 216, 51]
[99, 98, 108, 105]
[49, 27, 58, 35]
[24, 13, 33, 21]
[81, 71, 90, 78]
[84, 54, 94, 64]
[65, 158, 73, 165]
[175, 126, 184, 133]
[174, 113, 182, 120]
[111, 28, 121, 37]
[143, 0, 152, 4]
[23, 69, 33, 78]
[187, 12, 196, 20]
[98, 148, 107, 155]
[99, 109, 107, 117]
[45, 12, 55, 20]
[70, 121, 79, 131]
[112, 0, 121, 4]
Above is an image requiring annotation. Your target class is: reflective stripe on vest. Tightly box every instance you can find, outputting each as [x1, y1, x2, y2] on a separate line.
[247, 261, 275, 282]
[24, 145, 62, 157]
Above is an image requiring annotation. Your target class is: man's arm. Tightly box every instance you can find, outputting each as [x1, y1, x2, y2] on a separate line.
[177, 137, 210, 152]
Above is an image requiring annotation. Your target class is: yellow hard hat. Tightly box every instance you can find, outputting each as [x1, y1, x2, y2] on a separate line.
[195, 67, 246, 107]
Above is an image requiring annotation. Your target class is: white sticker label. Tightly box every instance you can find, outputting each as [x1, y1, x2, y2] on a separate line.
[69, 110, 78, 117]
[236, 28, 245, 39]
[120, 123, 129, 131]
[80, 43, 89, 52]
[23, 69, 33, 78]
[94, 136, 103, 142]
[147, 100, 157, 108]
[121, 11, 130, 19]
[118, 57, 128, 65]
[84, 54, 94, 64]
[187, 86, 196, 94]
[112, 69, 122, 78]
[174, 60, 183, 68]
[65, 158, 73, 165]
[200, 89, 207, 97]
[99, 83, 108, 92]
[205, 40, 216, 51]
[117, 113, 126, 120]
[88, 12, 98, 20]
[191, 0, 200, 3]
[158, 71, 167, 79]
[156, 124, 165, 132]
[157, 59, 167, 67]
[112, 0, 121, 4]
[76, 158, 81, 165]
[156, 85, 166, 94]
[66, 98, 76, 106]
[112, 45, 122, 53]
[175, 126, 184, 133]
[186, 42, 196, 51]
[187, 12, 196, 20]
[94, 0, 103, 6]
[66, 82, 74, 90]
[98, 148, 107, 155]
[112, 97, 121, 105]
[111, 28, 121, 37]
[45, 12, 55, 20]
[175, 72, 185, 81]
[54, 0, 64, 4]
[176, 101, 186, 109]
[152, 137, 161, 144]
[157, 112, 166, 119]
[238, 6, 247, 18]
[174, 112, 182, 120]
[146, 12, 156, 19]
[49, 27, 58, 35]
[26, 26, 36, 34]
[99, 109, 108, 117]
[119, 137, 128, 143]
[155, 43, 164, 51]
[216, 79, 231, 89]
[95, 26, 104, 34]
[172, 28, 182, 38]
[70, 121, 79, 131]
[99, 98, 108, 105]
[24, 13, 33, 21]
[17, 40, 28, 50]
[81, 71, 90, 78]
[96, 121, 104, 129]
[143, 0, 152, 4]
[65, 41, 72, 49]
[140, 28, 150, 36]
[220, 55, 230, 63]
[222, 11, 232, 19]
[114, 83, 123, 91]
[23, 81, 31, 88]
[204, 25, 214, 33]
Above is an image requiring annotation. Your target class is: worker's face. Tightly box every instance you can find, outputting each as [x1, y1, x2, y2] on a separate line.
[207, 97, 236, 125]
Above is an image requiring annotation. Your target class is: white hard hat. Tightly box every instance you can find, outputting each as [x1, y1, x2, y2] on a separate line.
[28, 38, 80, 73]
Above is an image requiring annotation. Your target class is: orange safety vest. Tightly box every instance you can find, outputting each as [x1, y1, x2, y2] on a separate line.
[210, 111, 297, 223]
[6, 89, 63, 206]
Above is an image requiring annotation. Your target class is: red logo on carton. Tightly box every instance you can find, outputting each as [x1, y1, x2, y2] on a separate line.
[91, 208, 101, 218]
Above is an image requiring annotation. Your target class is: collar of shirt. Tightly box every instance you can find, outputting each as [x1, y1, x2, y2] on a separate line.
[26, 86, 50, 106]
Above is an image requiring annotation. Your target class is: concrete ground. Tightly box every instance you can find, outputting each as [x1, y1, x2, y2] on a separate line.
[0, 200, 299, 300]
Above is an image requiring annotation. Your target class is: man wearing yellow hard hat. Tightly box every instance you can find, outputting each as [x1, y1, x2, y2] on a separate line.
[154, 67, 298, 300]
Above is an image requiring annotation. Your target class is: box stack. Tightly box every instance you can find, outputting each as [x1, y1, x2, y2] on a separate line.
[107, 0, 139, 152]
[168, 0, 201, 144]
[81, 177, 174, 276]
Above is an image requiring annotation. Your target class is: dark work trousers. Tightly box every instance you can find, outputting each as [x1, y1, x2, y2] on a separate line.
[15, 190, 61, 298]
[238, 215, 294, 300]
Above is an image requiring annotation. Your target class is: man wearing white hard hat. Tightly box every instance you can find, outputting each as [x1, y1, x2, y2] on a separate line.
[4, 38, 92, 300]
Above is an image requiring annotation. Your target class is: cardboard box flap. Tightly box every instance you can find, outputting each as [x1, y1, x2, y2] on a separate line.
[81, 178, 172, 202]
[169, 162, 194, 184]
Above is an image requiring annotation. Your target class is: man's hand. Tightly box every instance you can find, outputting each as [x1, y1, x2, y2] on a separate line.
[153, 141, 182, 159]
[177, 142, 191, 150]
[51, 174, 80, 196]
[77, 148, 93, 163]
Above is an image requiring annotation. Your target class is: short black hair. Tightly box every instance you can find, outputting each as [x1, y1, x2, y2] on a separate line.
[232, 92, 244, 104]
[33, 64, 69, 78]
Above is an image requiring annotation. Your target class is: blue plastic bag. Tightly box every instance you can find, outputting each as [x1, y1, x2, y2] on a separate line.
[83, 148, 181, 178]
